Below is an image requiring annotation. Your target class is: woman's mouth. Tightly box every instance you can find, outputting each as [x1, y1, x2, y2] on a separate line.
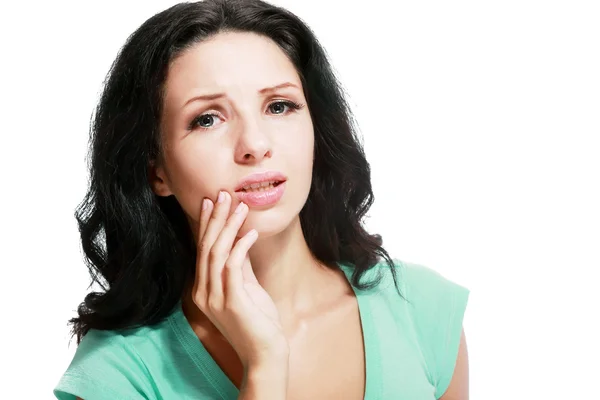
[238, 180, 283, 192]
[235, 180, 286, 207]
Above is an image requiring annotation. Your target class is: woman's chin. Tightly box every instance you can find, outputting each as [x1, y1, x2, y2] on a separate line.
[239, 209, 296, 239]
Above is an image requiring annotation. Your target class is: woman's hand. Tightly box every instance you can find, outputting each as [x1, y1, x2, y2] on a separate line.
[192, 190, 289, 381]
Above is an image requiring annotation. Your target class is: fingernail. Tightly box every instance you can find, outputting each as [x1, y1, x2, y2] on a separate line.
[202, 199, 208, 210]
[218, 191, 225, 203]
[235, 202, 246, 214]
[248, 229, 258, 238]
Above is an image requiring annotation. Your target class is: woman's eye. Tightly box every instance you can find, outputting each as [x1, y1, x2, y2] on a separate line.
[189, 113, 223, 130]
[267, 100, 303, 115]
[189, 101, 304, 131]
[198, 114, 216, 128]
[269, 101, 288, 114]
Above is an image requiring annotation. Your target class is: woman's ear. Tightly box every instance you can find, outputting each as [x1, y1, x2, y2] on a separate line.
[148, 159, 173, 197]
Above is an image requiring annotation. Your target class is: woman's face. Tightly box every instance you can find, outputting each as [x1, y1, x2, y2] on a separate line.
[152, 31, 314, 238]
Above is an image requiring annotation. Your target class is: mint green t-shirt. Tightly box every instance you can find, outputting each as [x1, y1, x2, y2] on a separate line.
[54, 260, 469, 399]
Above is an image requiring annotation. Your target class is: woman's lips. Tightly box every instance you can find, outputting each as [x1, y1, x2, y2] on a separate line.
[234, 181, 286, 207]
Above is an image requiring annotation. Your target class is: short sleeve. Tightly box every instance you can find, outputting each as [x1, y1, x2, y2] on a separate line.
[54, 329, 155, 400]
[399, 261, 470, 399]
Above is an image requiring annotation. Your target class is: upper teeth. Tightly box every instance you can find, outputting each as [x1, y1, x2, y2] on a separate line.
[242, 181, 278, 191]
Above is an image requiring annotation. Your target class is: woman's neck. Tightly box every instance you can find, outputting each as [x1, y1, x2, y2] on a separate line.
[182, 215, 346, 331]
[246, 216, 336, 316]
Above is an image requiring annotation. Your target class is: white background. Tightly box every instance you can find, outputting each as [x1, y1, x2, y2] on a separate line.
[1, 0, 599, 399]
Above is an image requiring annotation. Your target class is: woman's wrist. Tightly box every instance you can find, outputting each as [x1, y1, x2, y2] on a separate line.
[239, 355, 289, 400]
[247, 339, 289, 365]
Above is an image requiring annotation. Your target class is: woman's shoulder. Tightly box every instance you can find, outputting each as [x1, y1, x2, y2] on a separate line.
[341, 258, 469, 296]
[373, 259, 469, 397]
[370, 259, 470, 326]
[394, 259, 469, 296]
[53, 314, 175, 399]
[358, 258, 462, 291]
[72, 313, 174, 353]
[389, 259, 470, 324]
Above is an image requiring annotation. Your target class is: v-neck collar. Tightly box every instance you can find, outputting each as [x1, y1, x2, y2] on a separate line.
[169, 302, 239, 399]
[169, 262, 382, 400]
[339, 262, 383, 400]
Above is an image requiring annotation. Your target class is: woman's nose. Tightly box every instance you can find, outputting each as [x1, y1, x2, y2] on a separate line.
[233, 120, 273, 163]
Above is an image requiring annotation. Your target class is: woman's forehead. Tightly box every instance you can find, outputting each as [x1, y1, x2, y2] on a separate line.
[164, 31, 301, 105]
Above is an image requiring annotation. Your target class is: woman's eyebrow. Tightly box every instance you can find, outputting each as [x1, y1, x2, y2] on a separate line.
[182, 82, 301, 109]
[258, 81, 300, 94]
[182, 92, 226, 109]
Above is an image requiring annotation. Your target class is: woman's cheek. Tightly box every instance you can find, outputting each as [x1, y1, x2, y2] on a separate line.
[171, 171, 214, 221]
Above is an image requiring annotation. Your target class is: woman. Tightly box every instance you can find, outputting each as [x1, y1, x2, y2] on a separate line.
[54, 0, 470, 399]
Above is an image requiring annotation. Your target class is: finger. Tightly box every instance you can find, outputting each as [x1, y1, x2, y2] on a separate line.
[201, 191, 235, 295]
[202, 191, 233, 249]
[224, 229, 259, 297]
[209, 201, 250, 297]
[198, 198, 214, 245]
[194, 198, 214, 299]
[195, 191, 231, 304]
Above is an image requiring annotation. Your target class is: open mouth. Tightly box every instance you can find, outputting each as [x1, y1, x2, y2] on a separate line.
[237, 180, 284, 193]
